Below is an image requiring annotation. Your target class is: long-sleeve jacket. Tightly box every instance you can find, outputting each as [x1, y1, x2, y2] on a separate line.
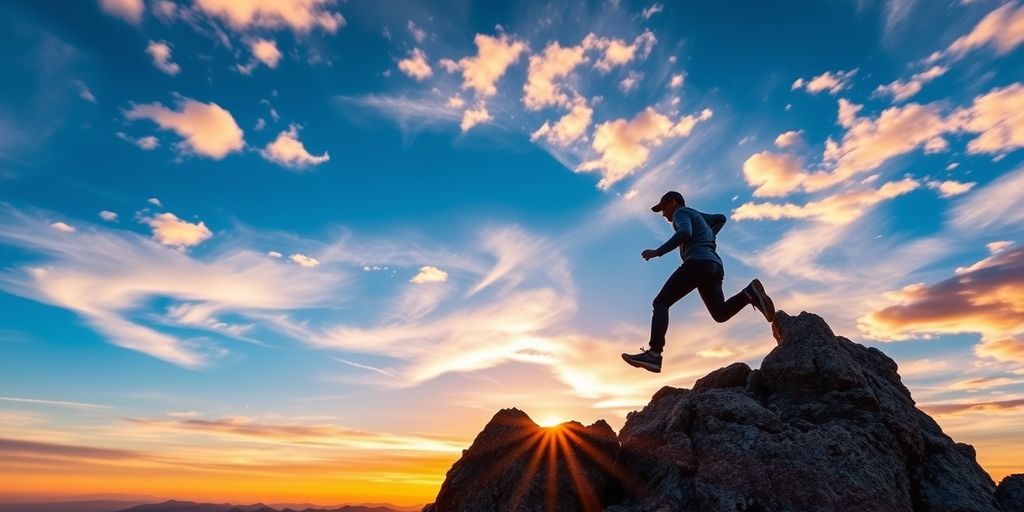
[654, 207, 726, 266]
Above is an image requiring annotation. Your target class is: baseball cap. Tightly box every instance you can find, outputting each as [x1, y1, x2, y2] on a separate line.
[651, 191, 685, 212]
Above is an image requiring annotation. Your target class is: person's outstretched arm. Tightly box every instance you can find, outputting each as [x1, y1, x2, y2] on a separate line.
[654, 214, 692, 256]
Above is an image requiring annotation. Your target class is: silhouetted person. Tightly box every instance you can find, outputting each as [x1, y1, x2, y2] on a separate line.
[622, 191, 775, 373]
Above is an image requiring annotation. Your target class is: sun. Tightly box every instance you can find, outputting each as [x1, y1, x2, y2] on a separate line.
[536, 416, 565, 428]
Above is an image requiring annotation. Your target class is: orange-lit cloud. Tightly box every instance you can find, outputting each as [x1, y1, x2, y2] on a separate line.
[740, 151, 805, 197]
[260, 124, 330, 169]
[125, 98, 245, 159]
[922, 398, 1024, 417]
[733, 178, 919, 224]
[859, 245, 1024, 365]
[792, 69, 857, 95]
[531, 99, 593, 146]
[925, 2, 1024, 64]
[523, 41, 588, 110]
[456, 33, 526, 97]
[194, 0, 346, 34]
[577, 107, 712, 189]
[398, 48, 433, 81]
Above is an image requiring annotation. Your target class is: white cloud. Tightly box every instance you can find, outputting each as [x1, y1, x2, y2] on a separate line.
[577, 106, 712, 189]
[153, 0, 177, 20]
[925, 2, 1024, 64]
[774, 130, 803, 149]
[460, 103, 491, 132]
[958, 82, 1024, 155]
[407, 20, 426, 44]
[267, 251, 282, 258]
[251, 38, 282, 68]
[142, 212, 213, 248]
[927, 179, 976, 198]
[792, 69, 857, 95]
[806, 101, 951, 191]
[522, 41, 587, 110]
[874, 65, 948, 102]
[733, 178, 921, 224]
[0, 205, 347, 367]
[193, 0, 346, 33]
[338, 94, 462, 134]
[74, 81, 96, 103]
[388, 280, 452, 323]
[146, 41, 181, 76]
[951, 164, 1024, 231]
[741, 151, 806, 197]
[837, 98, 863, 128]
[446, 94, 464, 109]
[236, 39, 283, 74]
[456, 33, 526, 97]
[290, 253, 320, 267]
[260, 124, 329, 170]
[438, 58, 459, 73]
[125, 98, 245, 159]
[99, 211, 118, 222]
[641, 3, 664, 19]
[50, 221, 75, 233]
[669, 73, 684, 88]
[99, 0, 143, 24]
[117, 132, 160, 150]
[530, 99, 593, 146]
[410, 265, 448, 284]
[148, 197, 163, 207]
[619, 70, 643, 92]
[397, 48, 433, 81]
[586, 30, 656, 72]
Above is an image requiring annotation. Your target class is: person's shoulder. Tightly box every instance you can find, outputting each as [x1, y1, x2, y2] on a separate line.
[675, 206, 698, 218]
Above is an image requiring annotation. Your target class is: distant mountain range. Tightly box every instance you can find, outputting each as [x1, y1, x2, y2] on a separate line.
[0, 499, 422, 512]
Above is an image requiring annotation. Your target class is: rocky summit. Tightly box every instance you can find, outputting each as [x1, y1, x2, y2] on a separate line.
[422, 311, 1024, 512]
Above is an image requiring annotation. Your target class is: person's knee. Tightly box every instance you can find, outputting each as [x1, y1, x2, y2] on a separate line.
[652, 296, 671, 311]
[710, 310, 728, 323]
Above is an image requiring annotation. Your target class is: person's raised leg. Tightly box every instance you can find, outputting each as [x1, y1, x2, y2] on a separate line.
[743, 278, 776, 322]
[697, 261, 750, 323]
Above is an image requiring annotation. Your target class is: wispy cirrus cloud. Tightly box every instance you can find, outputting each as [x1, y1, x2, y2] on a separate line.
[924, 2, 1024, 65]
[0, 203, 347, 367]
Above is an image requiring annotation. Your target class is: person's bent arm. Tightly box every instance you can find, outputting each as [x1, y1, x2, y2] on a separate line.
[654, 216, 692, 256]
[705, 213, 727, 235]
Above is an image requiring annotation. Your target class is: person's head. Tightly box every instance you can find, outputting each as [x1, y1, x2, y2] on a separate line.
[651, 191, 685, 222]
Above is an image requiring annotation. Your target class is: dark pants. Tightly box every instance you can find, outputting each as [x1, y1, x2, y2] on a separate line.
[649, 259, 749, 351]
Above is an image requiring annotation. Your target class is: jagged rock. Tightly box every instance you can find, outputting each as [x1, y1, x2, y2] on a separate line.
[693, 362, 751, 391]
[423, 408, 619, 512]
[617, 311, 1000, 512]
[424, 311, 1007, 512]
[998, 474, 1024, 512]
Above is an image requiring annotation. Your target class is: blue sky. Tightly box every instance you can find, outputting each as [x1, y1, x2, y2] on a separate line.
[1, 0, 1023, 504]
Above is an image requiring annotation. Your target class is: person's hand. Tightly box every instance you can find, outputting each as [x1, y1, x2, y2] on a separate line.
[642, 249, 658, 261]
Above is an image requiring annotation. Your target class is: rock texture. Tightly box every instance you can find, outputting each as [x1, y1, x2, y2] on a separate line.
[998, 475, 1024, 512]
[424, 311, 1011, 512]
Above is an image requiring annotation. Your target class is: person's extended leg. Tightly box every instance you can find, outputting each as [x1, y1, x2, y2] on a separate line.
[697, 262, 750, 323]
[623, 260, 718, 373]
[649, 260, 713, 352]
